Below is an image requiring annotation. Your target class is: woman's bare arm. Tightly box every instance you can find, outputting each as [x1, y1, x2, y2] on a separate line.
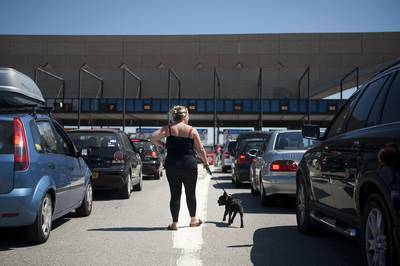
[150, 126, 168, 148]
[192, 129, 208, 166]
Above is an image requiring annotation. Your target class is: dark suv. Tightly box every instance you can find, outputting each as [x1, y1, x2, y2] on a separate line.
[131, 139, 163, 179]
[297, 62, 400, 265]
[232, 131, 271, 187]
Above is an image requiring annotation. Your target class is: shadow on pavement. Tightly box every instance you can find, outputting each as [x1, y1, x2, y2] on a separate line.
[231, 192, 295, 215]
[205, 221, 231, 228]
[88, 226, 167, 232]
[92, 190, 124, 201]
[251, 226, 362, 266]
[0, 215, 72, 250]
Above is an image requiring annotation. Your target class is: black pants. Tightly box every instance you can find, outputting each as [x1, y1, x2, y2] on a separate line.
[165, 167, 198, 222]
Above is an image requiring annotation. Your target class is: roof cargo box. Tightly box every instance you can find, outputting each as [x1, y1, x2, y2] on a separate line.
[0, 68, 45, 106]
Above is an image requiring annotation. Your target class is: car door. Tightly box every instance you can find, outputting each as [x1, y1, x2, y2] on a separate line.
[329, 74, 391, 220]
[52, 121, 86, 207]
[307, 95, 357, 210]
[35, 120, 73, 214]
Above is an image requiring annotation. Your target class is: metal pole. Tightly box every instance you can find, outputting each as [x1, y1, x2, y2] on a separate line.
[213, 68, 217, 147]
[122, 69, 126, 131]
[340, 80, 343, 100]
[34, 69, 38, 83]
[168, 69, 171, 119]
[356, 67, 359, 90]
[258, 68, 263, 130]
[78, 67, 82, 129]
[307, 67, 311, 124]
[139, 81, 142, 98]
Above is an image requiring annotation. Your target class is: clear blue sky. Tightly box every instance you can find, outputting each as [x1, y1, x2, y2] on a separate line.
[0, 0, 399, 35]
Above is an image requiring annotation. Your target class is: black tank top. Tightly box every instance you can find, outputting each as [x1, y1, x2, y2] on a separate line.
[165, 126, 197, 169]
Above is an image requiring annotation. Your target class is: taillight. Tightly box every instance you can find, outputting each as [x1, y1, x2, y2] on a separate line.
[14, 117, 29, 171]
[270, 160, 297, 172]
[147, 151, 157, 158]
[238, 154, 246, 164]
[113, 151, 125, 163]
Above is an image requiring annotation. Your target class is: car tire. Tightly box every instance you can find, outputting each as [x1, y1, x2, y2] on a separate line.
[222, 166, 228, 173]
[132, 171, 143, 191]
[235, 176, 242, 188]
[119, 172, 132, 199]
[76, 181, 93, 217]
[251, 179, 258, 195]
[296, 175, 316, 234]
[27, 193, 53, 244]
[154, 171, 161, 180]
[361, 193, 396, 266]
[260, 180, 271, 206]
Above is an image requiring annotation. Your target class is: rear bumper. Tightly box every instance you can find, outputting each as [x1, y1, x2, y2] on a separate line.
[261, 174, 296, 196]
[142, 161, 160, 175]
[0, 188, 37, 227]
[236, 167, 251, 182]
[91, 168, 126, 189]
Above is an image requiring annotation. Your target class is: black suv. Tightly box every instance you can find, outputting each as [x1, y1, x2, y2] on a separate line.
[131, 139, 163, 179]
[232, 132, 271, 187]
[297, 62, 400, 265]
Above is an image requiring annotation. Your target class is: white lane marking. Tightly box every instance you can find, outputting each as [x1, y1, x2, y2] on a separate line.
[173, 167, 211, 266]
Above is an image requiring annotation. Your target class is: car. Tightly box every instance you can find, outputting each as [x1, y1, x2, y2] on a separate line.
[0, 68, 93, 244]
[232, 131, 272, 187]
[131, 139, 163, 179]
[221, 140, 236, 173]
[68, 129, 143, 199]
[250, 130, 317, 206]
[296, 61, 400, 265]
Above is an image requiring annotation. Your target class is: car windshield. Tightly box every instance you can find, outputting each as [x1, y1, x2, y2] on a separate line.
[274, 132, 316, 150]
[132, 140, 155, 151]
[243, 141, 264, 152]
[68, 132, 119, 150]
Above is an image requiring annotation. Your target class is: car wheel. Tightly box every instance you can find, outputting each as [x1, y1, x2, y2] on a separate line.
[250, 169, 257, 195]
[76, 181, 93, 217]
[296, 176, 316, 234]
[132, 171, 143, 191]
[260, 180, 271, 206]
[222, 166, 228, 173]
[235, 176, 242, 188]
[27, 193, 53, 244]
[154, 171, 161, 180]
[361, 193, 396, 266]
[119, 172, 132, 199]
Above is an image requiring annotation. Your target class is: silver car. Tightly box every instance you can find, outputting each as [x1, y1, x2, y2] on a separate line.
[250, 130, 316, 206]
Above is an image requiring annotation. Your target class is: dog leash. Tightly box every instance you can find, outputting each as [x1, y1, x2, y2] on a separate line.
[205, 165, 227, 193]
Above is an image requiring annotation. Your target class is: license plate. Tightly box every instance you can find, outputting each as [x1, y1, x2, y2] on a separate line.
[92, 172, 99, 179]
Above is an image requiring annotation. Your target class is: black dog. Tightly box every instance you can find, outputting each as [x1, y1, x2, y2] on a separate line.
[217, 191, 244, 228]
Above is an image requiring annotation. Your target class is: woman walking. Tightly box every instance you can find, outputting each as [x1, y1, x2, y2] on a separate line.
[151, 105, 209, 230]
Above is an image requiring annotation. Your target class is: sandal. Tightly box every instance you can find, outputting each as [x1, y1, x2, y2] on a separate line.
[167, 224, 178, 231]
[189, 219, 203, 227]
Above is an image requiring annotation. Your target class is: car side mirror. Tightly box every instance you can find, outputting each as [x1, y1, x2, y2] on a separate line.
[247, 149, 258, 157]
[302, 124, 320, 139]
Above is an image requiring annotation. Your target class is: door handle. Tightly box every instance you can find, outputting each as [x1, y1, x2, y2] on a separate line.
[48, 163, 55, 169]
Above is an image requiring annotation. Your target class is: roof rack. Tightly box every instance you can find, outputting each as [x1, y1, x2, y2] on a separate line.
[0, 104, 53, 117]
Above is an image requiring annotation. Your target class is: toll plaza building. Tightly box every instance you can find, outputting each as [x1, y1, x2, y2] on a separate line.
[0, 32, 399, 128]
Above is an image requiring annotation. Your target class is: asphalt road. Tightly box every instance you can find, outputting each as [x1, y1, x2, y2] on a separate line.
[0, 166, 362, 266]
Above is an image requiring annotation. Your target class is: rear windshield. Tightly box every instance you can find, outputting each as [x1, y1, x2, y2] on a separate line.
[274, 132, 316, 150]
[0, 121, 13, 154]
[132, 141, 155, 151]
[243, 141, 264, 153]
[68, 132, 120, 150]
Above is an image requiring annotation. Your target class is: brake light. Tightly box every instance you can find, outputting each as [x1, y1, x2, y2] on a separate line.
[147, 151, 157, 158]
[131, 139, 141, 143]
[113, 151, 125, 163]
[14, 117, 29, 171]
[238, 154, 246, 164]
[270, 160, 297, 172]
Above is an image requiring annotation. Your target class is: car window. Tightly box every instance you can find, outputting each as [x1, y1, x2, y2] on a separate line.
[347, 76, 388, 132]
[68, 132, 120, 149]
[381, 72, 400, 124]
[242, 141, 264, 153]
[121, 133, 133, 152]
[0, 121, 13, 154]
[52, 123, 74, 156]
[325, 94, 357, 139]
[36, 121, 61, 154]
[274, 132, 315, 150]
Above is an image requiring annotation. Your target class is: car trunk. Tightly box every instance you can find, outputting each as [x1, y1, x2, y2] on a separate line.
[85, 147, 121, 169]
[0, 119, 14, 194]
